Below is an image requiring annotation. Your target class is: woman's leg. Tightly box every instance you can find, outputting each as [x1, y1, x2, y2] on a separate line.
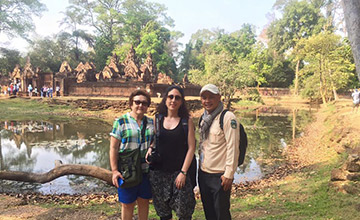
[121, 201, 136, 220]
[137, 198, 149, 220]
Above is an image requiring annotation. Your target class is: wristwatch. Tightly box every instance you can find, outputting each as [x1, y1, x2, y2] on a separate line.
[180, 170, 187, 175]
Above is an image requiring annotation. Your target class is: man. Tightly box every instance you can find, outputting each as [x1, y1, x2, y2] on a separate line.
[351, 89, 360, 113]
[198, 84, 240, 220]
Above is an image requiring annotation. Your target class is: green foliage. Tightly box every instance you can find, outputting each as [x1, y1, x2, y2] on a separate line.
[189, 28, 222, 45]
[300, 74, 321, 101]
[186, 26, 257, 93]
[27, 38, 65, 73]
[0, 0, 46, 39]
[190, 50, 256, 102]
[135, 21, 177, 78]
[248, 42, 271, 87]
[179, 42, 206, 77]
[212, 24, 256, 60]
[67, 0, 173, 69]
[0, 48, 23, 76]
[265, 58, 295, 88]
[120, 0, 174, 46]
[26, 34, 94, 72]
[296, 32, 355, 102]
[268, 0, 325, 53]
[246, 89, 264, 103]
[113, 43, 133, 63]
[94, 35, 115, 71]
[59, 7, 94, 62]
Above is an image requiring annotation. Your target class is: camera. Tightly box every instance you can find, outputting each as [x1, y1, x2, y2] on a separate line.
[147, 148, 161, 165]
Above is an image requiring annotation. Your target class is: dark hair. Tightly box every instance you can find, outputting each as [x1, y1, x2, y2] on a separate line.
[157, 85, 190, 119]
[129, 89, 151, 108]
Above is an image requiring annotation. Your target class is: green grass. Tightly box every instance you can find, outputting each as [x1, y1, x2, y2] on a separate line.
[235, 100, 261, 107]
[0, 98, 99, 121]
[228, 156, 360, 220]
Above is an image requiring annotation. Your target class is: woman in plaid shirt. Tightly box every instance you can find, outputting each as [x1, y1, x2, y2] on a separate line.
[109, 89, 154, 220]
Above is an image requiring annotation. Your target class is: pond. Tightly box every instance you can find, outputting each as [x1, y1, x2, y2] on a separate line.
[0, 106, 316, 194]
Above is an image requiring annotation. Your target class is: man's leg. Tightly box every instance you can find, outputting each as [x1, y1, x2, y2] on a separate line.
[198, 170, 231, 220]
[213, 183, 231, 220]
[198, 170, 217, 220]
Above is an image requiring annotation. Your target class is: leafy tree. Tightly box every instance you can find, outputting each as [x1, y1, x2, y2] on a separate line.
[55, 32, 95, 68]
[248, 42, 271, 88]
[296, 32, 355, 103]
[120, 0, 174, 46]
[27, 37, 63, 72]
[113, 43, 133, 63]
[0, 48, 23, 76]
[189, 50, 256, 107]
[212, 24, 256, 60]
[189, 28, 223, 45]
[26, 35, 95, 73]
[265, 58, 294, 87]
[184, 25, 256, 86]
[94, 35, 114, 71]
[60, 6, 94, 61]
[178, 41, 205, 78]
[67, 0, 173, 69]
[268, 0, 325, 94]
[135, 21, 177, 78]
[0, 0, 46, 39]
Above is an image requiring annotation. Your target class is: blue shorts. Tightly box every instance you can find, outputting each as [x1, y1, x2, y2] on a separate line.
[117, 173, 152, 204]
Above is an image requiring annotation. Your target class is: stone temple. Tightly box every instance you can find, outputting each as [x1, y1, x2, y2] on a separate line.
[6, 47, 199, 97]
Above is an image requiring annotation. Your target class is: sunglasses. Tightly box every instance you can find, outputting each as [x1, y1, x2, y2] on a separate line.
[133, 100, 149, 106]
[167, 94, 182, 101]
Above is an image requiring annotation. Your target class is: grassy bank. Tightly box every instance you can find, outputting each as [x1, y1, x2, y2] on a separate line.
[1, 97, 359, 219]
[228, 102, 359, 219]
[0, 97, 108, 122]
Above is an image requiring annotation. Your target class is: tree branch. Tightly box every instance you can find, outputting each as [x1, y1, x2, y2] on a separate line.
[0, 164, 113, 186]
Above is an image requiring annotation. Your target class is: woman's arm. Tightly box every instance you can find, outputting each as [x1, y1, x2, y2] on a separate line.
[109, 136, 123, 188]
[175, 117, 196, 189]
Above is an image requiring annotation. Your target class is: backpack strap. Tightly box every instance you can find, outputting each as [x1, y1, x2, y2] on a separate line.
[198, 113, 203, 128]
[181, 117, 188, 145]
[155, 114, 163, 149]
[141, 116, 148, 144]
[219, 109, 229, 130]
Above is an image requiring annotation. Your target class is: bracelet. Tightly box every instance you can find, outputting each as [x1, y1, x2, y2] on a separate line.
[180, 170, 187, 175]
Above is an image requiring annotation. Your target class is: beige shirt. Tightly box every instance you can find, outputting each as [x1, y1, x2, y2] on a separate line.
[199, 110, 240, 179]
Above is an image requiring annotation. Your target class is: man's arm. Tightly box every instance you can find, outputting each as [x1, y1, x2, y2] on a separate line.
[222, 112, 240, 191]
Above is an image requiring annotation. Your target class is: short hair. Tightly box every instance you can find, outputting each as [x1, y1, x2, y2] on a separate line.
[129, 89, 151, 108]
[157, 85, 190, 119]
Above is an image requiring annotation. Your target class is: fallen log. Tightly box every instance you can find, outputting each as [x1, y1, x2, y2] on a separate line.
[0, 164, 113, 185]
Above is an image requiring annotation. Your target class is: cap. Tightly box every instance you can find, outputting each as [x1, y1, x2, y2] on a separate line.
[200, 84, 220, 95]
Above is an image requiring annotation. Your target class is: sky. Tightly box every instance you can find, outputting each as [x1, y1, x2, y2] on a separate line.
[0, 0, 277, 53]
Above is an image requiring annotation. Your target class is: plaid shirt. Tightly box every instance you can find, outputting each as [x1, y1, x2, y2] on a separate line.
[110, 112, 154, 172]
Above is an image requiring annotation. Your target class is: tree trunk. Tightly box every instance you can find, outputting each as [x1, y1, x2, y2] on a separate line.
[292, 108, 297, 140]
[319, 73, 327, 104]
[343, 0, 360, 81]
[0, 164, 113, 186]
[294, 59, 300, 96]
[0, 134, 3, 170]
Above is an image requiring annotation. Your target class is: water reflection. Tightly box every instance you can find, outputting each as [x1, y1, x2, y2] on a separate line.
[0, 119, 111, 194]
[0, 106, 315, 194]
[233, 106, 314, 183]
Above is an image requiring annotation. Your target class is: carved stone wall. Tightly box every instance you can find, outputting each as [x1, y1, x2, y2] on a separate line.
[67, 82, 201, 97]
